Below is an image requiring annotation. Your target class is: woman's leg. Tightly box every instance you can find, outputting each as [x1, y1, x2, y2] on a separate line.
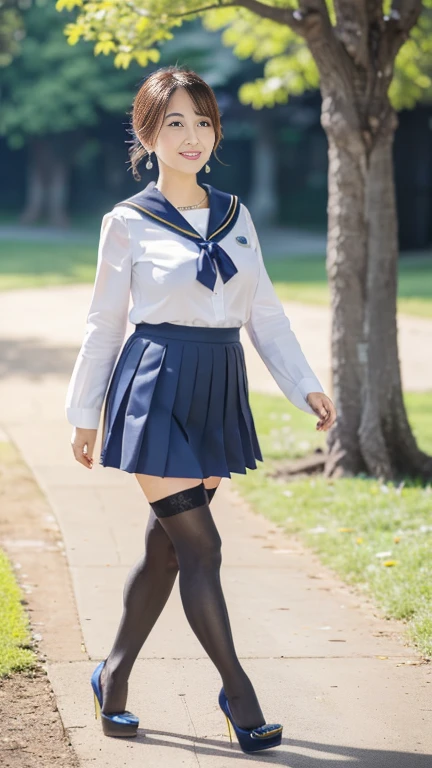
[140, 476, 265, 731]
[99, 476, 220, 714]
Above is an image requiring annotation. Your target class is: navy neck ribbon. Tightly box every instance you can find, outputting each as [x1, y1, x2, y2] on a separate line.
[115, 180, 241, 292]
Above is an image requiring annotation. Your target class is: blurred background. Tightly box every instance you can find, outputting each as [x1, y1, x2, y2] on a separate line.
[1, 0, 432, 249]
[0, 7, 432, 749]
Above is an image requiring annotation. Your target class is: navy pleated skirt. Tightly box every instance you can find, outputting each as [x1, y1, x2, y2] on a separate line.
[99, 321, 263, 478]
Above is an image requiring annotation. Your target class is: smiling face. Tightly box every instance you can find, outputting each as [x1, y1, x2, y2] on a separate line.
[147, 87, 216, 176]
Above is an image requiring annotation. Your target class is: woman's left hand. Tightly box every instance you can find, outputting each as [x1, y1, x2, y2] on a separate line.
[306, 392, 337, 431]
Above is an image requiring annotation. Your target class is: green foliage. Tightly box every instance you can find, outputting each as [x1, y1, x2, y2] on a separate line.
[0, 0, 145, 148]
[0, 2, 26, 68]
[389, 9, 432, 109]
[55, 0, 432, 111]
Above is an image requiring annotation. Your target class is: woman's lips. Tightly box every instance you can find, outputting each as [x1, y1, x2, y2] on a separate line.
[179, 152, 202, 160]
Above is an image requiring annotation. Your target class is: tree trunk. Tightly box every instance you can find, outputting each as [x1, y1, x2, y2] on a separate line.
[20, 138, 70, 227]
[323, 103, 432, 482]
[324, 121, 367, 477]
[360, 129, 432, 480]
[20, 139, 47, 225]
[289, 0, 432, 482]
[46, 155, 70, 228]
[247, 113, 278, 227]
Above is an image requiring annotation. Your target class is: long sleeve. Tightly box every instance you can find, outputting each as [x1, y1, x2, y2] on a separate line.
[243, 206, 325, 416]
[65, 211, 132, 429]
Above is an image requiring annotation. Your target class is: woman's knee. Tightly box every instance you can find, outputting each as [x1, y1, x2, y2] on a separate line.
[197, 536, 222, 570]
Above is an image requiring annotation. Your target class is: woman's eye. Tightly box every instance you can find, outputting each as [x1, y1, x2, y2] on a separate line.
[168, 121, 211, 127]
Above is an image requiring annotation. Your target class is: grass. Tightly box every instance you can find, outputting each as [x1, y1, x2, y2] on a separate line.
[0, 549, 36, 677]
[0, 238, 430, 318]
[0, 441, 38, 677]
[232, 390, 432, 658]
[0, 239, 98, 291]
[265, 254, 432, 319]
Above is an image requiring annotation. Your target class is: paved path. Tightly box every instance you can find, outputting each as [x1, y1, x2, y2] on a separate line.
[0, 284, 431, 765]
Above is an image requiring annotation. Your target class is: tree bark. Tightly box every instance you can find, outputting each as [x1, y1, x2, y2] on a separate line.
[248, 113, 278, 227]
[20, 138, 70, 227]
[324, 125, 367, 478]
[292, 0, 432, 482]
[360, 128, 432, 480]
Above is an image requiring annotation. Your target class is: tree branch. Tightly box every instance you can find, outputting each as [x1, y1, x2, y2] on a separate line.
[162, 0, 306, 34]
[333, 0, 369, 68]
[384, 0, 423, 64]
[365, 0, 385, 28]
[387, 0, 423, 33]
[295, 0, 355, 96]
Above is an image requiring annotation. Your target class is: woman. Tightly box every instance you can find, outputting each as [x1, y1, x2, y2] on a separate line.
[65, 65, 336, 753]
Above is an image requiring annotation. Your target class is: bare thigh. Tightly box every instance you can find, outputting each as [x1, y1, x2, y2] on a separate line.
[134, 474, 222, 504]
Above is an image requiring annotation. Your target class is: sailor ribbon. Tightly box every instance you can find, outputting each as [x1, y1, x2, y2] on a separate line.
[196, 239, 238, 292]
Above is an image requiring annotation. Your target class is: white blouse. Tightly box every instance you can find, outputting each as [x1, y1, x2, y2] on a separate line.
[65, 201, 325, 429]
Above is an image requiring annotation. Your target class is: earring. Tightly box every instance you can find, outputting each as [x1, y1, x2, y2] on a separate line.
[145, 152, 153, 170]
[205, 163, 210, 173]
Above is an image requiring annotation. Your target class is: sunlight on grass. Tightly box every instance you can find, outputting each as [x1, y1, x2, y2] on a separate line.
[0, 239, 97, 291]
[233, 390, 432, 657]
[266, 255, 432, 318]
[0, 546, 36, 677]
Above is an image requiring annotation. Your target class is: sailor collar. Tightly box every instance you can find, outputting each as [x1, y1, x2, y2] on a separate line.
[114, 180, 242, 292]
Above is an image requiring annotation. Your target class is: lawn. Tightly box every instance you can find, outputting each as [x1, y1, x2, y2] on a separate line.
[0, 238, 430, 318]
[0, 441, 37, 677]
[232, 390, 432, 658]
[0, 548, 36, 676]
[265, 254, 432, 318]
[0, 239, 97, 291]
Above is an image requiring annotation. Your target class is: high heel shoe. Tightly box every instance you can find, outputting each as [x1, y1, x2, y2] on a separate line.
[218, 688, 283, 753]
[90, 660, 139, 738]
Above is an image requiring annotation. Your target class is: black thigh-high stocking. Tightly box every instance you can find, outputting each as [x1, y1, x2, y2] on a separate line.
[151, 482, 265, 731]
[100, 484, 218, 714]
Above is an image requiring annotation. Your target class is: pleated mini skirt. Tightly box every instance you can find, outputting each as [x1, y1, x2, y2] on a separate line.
[99, 321, 263, 478]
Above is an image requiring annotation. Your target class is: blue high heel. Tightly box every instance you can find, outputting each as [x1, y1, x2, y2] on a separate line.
[218, 688, 283, 753]
[90, 660, 139, 738]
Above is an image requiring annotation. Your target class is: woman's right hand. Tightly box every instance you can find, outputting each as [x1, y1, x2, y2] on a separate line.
[71, 426, 97, 469]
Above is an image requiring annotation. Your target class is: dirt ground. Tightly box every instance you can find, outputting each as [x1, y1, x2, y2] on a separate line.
[0, 669, 79, 768]
[0, 438, 81, 768]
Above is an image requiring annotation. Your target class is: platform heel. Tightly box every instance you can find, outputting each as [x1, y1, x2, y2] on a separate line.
[90, 660, 139, 738]
[218, 687, 283, 754]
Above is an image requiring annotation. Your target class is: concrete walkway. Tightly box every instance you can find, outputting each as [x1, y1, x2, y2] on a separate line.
[0, 285, 431, 765]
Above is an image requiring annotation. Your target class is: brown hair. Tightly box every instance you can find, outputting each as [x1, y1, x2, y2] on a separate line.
[128, 66, 225, 181]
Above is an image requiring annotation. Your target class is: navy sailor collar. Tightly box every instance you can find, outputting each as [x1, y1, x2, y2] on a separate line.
[115, 180, 241, 243]
[114, 181, 242, 292]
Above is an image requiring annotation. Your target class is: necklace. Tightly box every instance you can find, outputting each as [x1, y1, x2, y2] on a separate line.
[177, 190, 208, 211]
